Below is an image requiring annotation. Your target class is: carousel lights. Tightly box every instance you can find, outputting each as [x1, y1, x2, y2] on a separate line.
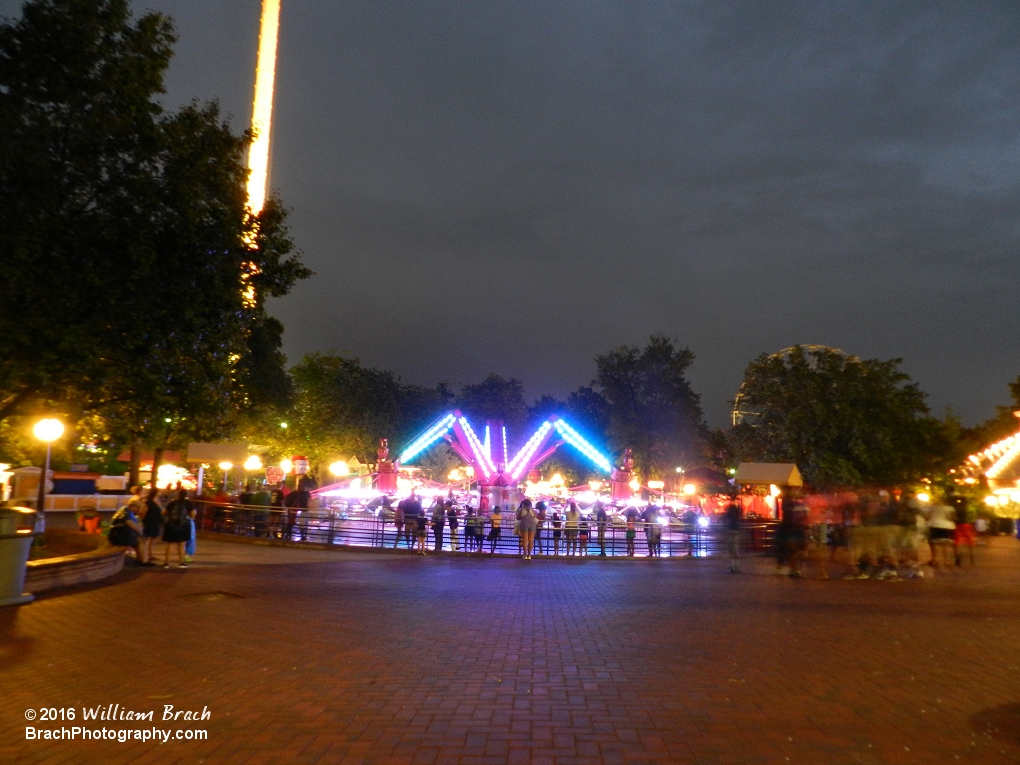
[552, 420, 612, 473]
[502, 425, 509, 466]
[483, 424, 491, 459]
[399, 413, 456, 463]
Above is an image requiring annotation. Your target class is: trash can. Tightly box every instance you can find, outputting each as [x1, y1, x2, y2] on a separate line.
[0, 506, 43, 607]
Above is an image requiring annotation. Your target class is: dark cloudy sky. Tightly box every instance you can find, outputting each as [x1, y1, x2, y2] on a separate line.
[8, 0, 1019, 426]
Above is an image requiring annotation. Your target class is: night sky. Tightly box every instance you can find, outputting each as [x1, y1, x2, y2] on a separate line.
[7, 0, 1020, 426]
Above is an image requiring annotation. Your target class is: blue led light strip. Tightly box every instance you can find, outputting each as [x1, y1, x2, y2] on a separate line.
[398, 413, 455, 463]
[554, 420, 613, 473]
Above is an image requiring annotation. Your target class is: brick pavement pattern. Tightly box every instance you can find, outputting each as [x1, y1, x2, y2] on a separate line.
[2, 537, 1019, 764]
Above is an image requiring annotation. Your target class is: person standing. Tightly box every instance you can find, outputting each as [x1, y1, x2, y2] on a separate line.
[283, 478, 312, 541]
[534, 501, 547, 555]
[162, 489, 194, 568]
[595, 502, 608, 556]
[431, 499, 446, 552]
[578, 516, 590, 556]
[402, 493, 421, 550]
[724, 494, 742, 573]
[268, 483, 286, 538]
[623, 505, 639, 556]
[447, 501, 460, 551]
[392, 498, 405, 549]
[518, 498, 537, 559]
[463, 507, 476, 552]
[141, 487, 162, 565]
[550, 508, 563, 555]
[565, 502, 581, 556]
[474, 508, 486, 553]
[415, 509, 428, 554]
[488, 506, 503, 554]
[251, 482, 271, 539]
[641, 504, 658, 556]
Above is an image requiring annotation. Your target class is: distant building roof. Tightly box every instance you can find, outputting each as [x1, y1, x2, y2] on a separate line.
[734, 463, 803, 487]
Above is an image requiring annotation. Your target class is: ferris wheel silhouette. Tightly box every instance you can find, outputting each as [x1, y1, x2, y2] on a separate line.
[731, 345, 856, 426]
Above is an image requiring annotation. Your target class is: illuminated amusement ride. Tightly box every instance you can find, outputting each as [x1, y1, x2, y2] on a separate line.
[379, 412, 616, 508]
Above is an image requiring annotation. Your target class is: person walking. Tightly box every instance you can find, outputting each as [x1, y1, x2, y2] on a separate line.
[578, 516, 590, 556]
[949, 489, 976, 566]
[141, 487, 163, 565]
[162, 489, 194, 568]
[447, 501, 460, 551]
[518, 499, 537, 559]
[926, 494, 956, 570]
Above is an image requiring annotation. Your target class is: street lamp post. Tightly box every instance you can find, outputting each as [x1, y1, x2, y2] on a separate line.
[32, 418, 65, 515]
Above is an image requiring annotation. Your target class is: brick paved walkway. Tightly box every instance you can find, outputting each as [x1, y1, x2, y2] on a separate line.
[2, 537, 1019, 764]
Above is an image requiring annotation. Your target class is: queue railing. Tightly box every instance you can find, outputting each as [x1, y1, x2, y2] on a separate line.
[195, 501, 779, 558]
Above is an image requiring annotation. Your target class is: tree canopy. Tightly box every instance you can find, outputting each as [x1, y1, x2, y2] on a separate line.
[730, 346, 956, 489]
[0, 0, 309, 467]
[592, 336, 708, 478]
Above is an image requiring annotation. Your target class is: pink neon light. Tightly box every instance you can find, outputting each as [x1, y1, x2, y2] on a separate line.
[501, 426, 508, 466]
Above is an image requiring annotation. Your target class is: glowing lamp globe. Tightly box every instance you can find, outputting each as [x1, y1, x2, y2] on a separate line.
[218, 461, 233, 471]
[33, 418, 64, 443]
[280, 458, 293, 474]
[984, 495, 998, 507]
[244, 455, 263, 471]
[330, 460, 350, 477]
[628, 478, 641, 492]
[916, 492, 931, 503]
[682, 483, 697, 496]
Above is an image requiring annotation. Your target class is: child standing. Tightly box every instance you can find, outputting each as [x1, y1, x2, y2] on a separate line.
[488, 506, 503, 554]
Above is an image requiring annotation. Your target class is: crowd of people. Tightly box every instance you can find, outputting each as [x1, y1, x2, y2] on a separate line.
[774, 486, 986, 580]
[102, 479, 1002, 576]
[107, 484, 196, 568]
[388, 493, 693, 558]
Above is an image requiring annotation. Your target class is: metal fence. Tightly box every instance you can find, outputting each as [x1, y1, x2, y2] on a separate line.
[196, 502, 778, 559]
